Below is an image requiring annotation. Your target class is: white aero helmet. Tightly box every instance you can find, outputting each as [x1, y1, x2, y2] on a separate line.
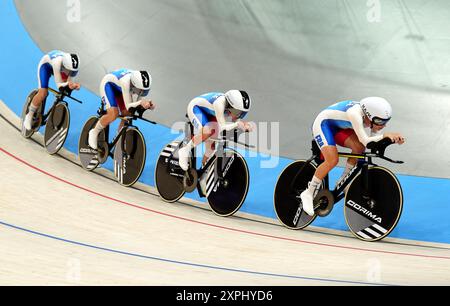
[224, 90, 251, 119]
[360, 97, 392, 126]
[131, 70, 151, 90]
[62, 53, 80, 76]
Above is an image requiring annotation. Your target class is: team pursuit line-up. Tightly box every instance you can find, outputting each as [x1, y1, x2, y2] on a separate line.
[18, 50, 406, 241]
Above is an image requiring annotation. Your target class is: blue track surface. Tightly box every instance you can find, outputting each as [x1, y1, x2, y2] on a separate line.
[1, 0, 449, 244]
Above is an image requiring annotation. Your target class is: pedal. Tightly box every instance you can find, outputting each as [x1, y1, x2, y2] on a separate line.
[32, 114, 43, 131]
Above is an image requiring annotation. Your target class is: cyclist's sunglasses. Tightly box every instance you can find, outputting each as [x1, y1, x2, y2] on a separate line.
[131, 87, 150, 97]
[372, 117, 390, 126]
[228, 108, 247, 119]
[62, 67, 78, 77]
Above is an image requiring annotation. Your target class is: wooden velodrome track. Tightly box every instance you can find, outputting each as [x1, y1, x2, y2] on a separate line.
[0, 102, 449, 286]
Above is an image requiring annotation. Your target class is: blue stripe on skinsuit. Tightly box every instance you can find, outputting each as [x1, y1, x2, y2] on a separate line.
[104, 82, 122, 108]
[322, 118, 353, 131]
[326, 100, 357, 112]
[320, 120, 337, 146]
[47, 50, 64, 59]
[198, 92, 223, 104]
[319, 119, 353, 145]
[111, 69, 132, 80]
[38, 63, 53, 89]
[193, 106, 210, 126]
[197, 105, 216, 117]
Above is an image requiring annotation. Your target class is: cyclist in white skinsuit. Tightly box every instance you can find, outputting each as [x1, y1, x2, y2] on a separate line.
[24, 50, 81, 130]
[178, 90, 253, 172]
[88, 69, 155, 150]
[300, 97, 406, 216]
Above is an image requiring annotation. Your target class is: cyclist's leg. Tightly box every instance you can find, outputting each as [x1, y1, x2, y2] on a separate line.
[343, 132, 365, 154]
[88, 82, 119, 149]
[334, 129, 363, 188]
[201, 117, 219, 166]
[32, 60, 51, 108]
[342, 129, 364, 167]
[116, 94, 130, 133]
[178, 103, 213, 170]
[312, 118, 339, 180]
[203, 139, 216, 166]
[25, 61, 51, 129]
[301, 118, 339, 215]
[190, 105, 214, 146]
[314, 146, 339, 180]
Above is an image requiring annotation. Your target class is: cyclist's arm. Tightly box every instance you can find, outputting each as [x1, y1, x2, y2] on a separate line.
[52, 58, 69, 89]
[347, 106, 383, 146]
[214, 96, 239, 132]
[120, 76, 138, 110]
[121, 76, 151, 110]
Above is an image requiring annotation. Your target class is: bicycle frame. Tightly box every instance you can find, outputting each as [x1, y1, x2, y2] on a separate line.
[183, 121, 222, 183]
[180, 120, 252, 197]
[292, 139, 403, 205]
[103, 120, 130, 159]
[40, 87, 82, 126]
[313, 141, 371, 203]
[98, 104, 155, 158]
[185, 121, 249, 179]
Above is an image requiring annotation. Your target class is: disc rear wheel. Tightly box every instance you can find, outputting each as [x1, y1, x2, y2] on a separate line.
[78, 117, 101, 171]
[21, 89, 43, 139]
[274, 160, 319, 229]
[155, 141, 186, 203]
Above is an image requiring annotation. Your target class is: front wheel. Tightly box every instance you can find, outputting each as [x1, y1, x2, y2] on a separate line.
[206, 150, 249, 217]
[44, 102, 70, 155]
[344, 167, 403, 242]
[274, 160, 319, 229]
[114, 127, 146, 187]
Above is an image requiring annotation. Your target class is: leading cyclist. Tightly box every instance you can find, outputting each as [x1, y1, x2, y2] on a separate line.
[300, 97, 406, 216]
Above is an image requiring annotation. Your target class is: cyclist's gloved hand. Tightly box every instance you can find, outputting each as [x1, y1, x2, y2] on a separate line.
[140, 99, 154, 110]
[68, 81, 81, 91]
[244, 121, 255, 132]
[384, 132, 405, 145]
[237, 120, 246, 131]
[238, 121, 253, 132]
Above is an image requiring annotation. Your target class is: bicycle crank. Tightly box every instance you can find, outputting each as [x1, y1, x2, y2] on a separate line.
[314, 189, 335, 217]
[183, 168, 198, 193]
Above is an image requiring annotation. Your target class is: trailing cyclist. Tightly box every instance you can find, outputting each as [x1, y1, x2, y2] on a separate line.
[24, 50, 81, 130]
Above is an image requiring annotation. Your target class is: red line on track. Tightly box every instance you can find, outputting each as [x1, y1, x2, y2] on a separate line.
[1, 146, 449, 260]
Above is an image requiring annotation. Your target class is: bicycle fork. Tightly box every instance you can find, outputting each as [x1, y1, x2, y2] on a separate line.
[360, 163, 376, 209]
